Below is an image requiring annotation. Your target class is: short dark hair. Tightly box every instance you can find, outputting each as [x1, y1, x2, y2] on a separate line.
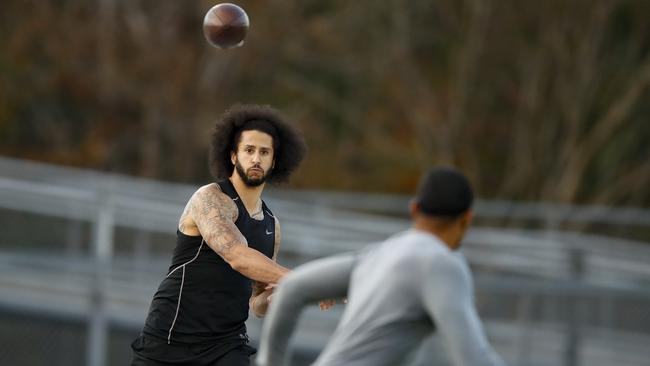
[209, 104, 307, 183]
[415, 167, 474, 217]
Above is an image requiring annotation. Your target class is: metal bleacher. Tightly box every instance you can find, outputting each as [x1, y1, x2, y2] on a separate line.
[0, 156, 649, 366]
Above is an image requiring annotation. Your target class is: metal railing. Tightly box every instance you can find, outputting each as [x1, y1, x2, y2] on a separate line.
[1, 156, 649, 366]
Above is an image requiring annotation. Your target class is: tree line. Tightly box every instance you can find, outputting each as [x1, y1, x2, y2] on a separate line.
[1, 0, 649, 208]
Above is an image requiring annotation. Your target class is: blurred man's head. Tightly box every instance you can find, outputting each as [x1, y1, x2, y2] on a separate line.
[410, 167, 474, 249]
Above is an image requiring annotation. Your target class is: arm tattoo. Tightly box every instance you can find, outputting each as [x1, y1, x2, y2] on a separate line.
[178, 200, 192, 232]
[190, 184, 247, 257]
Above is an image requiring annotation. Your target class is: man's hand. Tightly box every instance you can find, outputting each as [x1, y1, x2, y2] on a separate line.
[251, 288, 275, 317]
[319, 299, 336, 310]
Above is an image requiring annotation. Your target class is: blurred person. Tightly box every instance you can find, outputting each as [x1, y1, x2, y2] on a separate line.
[256, 167, 506, 366]
[131, 104, 307, 366]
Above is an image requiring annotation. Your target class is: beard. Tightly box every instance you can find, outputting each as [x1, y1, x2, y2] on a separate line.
[235, 160, 271, 187]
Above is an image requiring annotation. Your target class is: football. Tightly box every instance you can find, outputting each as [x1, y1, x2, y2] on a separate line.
[203, 3, 250, 49]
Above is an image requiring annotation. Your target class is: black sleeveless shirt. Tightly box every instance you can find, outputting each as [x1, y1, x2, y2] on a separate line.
[143, 179, 276, 344]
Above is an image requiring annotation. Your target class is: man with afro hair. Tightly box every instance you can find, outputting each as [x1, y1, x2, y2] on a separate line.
[132, 104, 308, 366]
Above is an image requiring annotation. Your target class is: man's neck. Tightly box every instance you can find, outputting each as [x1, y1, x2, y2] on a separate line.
[229, 173, 265, 211]
[412, 220, 459, 250]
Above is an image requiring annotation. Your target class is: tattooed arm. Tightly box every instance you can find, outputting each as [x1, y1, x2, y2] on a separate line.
[188, 184, 289, 284]
[250, 217, 282, 317]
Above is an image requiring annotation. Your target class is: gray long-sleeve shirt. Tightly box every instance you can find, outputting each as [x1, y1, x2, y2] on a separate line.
[256, 229, 506, 366]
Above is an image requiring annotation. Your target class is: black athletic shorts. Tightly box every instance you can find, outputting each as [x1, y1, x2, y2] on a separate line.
[130, 333, 256, 366]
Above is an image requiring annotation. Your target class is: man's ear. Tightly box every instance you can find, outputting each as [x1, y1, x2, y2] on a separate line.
[458, 209, 473, 232]
[464, 209, 474, 226]
[408, 200, 420, 219]
[231, 151, 236, 165]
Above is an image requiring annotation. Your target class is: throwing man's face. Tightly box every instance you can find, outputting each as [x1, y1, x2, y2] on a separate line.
[232, 130, 275, 187]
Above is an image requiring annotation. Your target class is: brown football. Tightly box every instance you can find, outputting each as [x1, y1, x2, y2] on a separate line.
[203, 3, 249, 49]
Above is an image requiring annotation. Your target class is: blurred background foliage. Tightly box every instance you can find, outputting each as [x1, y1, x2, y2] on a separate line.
[1, 0, 649, 205]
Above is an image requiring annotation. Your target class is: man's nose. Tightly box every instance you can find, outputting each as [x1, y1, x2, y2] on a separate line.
[251, 151, 261, 163]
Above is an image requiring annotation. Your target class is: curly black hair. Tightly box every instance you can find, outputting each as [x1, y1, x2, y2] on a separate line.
[209, 104, 307, 184]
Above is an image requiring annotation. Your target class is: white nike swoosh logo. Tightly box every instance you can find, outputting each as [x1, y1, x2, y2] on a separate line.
[232, 197, 239, 201]
[266, 230, 273, 235]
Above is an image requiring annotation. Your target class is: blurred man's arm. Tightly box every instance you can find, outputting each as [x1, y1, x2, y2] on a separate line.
[256, 253, 356, 366]
[422, 256, 506, 366]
